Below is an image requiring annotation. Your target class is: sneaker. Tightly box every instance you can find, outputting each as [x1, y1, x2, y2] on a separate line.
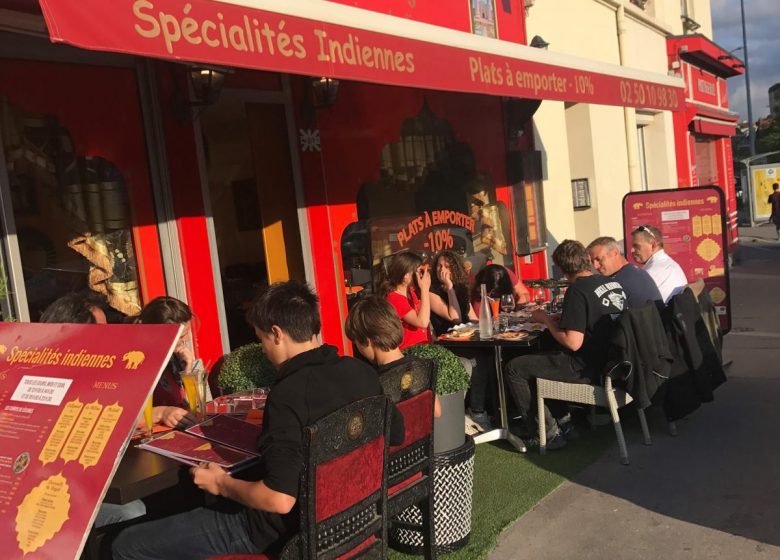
[544, 431, 567, 450]
[464, 415, 482, 436]
[466, 409, 493, 432]
[559, 421, 580, 440]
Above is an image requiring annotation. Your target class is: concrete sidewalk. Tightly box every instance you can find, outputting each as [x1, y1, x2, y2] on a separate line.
[489, 229, 780, 560]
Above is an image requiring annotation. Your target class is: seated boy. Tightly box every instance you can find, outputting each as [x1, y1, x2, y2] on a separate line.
[113, 281, 401, 559]
[346, 296, 441, 418]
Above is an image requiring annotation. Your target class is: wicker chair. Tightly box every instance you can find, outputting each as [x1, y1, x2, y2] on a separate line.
[378, 358, 437, 559]
[209, 394, 392, 560]
[536, 361, 651, 465]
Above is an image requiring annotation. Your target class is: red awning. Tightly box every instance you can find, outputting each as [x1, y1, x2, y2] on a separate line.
[691, 116, 736, 137]
[37, 0, 684, 111]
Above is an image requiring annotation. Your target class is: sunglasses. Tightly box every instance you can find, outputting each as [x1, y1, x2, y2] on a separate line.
[633, 225, 657, 241]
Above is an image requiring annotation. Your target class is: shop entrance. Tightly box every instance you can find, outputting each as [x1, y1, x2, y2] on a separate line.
[200, 94, 305, 349]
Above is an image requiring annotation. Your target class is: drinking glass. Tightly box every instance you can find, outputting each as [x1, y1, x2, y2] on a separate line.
[181, 370, 207, 416]
[500, 294, 515, 314]
[534, 287, 546, 307]
[143, 396, 154, 438]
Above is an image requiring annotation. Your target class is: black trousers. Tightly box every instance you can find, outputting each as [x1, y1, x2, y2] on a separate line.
[504, 351, 588, 436]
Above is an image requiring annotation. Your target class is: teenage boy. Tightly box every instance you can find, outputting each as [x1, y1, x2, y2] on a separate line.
[504, 240, 626, 450]
[113, 281, 401, 560]
[346, 296, 441, 418]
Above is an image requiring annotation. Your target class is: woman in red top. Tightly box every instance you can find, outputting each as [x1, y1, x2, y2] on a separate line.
[383, 252, 431, 349]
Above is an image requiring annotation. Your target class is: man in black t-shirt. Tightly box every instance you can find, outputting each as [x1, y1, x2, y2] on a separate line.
[113, 282, 400, 560]
[587, 236, 661, 309]
[505, 240, 625, 450]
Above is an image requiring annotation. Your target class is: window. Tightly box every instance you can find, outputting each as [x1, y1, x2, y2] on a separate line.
[510, 151, 548, 254]
[637, 126, 649, 191]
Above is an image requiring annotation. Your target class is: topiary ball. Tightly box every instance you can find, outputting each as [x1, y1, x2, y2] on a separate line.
[403, 343, 470, 395]
[217, 343, 276, 392]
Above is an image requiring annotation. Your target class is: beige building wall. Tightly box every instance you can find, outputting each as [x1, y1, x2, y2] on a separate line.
[526, 0, 710, 256]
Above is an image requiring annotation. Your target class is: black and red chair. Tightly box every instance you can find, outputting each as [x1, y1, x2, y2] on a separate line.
[210, 394, 391, 560]
[378, 358, 437, 560]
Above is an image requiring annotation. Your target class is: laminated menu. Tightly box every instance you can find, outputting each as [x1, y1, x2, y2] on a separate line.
[0, 321, 181, 560]
[139, 414, 262, 470]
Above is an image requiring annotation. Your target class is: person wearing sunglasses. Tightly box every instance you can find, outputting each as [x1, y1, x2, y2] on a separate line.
[630, 225, 687, 304]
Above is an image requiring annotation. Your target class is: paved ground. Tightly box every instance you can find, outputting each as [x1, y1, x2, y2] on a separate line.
[489, 226, 780, 560]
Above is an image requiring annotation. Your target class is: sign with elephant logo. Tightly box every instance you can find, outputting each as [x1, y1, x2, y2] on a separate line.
[0, 321, 181, 560]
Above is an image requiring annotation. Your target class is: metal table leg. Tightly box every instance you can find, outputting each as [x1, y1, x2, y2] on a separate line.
[472, 345, 526, 453]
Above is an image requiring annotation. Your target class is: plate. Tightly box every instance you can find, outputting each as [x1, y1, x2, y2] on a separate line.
[494, 331, 529, 340]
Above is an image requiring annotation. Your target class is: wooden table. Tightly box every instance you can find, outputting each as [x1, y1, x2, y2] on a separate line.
[438, 332, 541, 453]
[105, 445, 184, 505]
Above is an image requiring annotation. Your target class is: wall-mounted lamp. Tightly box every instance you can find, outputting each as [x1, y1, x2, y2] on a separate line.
[530, 35, 550, 49]
[190, 66, 228, 104]
[310, 77, 340, 108]
[174, 64, 230, 123]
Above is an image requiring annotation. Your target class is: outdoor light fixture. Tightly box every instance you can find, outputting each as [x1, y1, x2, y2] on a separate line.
[189, 66, 228, 105]
[174, 64, 230, 122]
[310, 77, 340, 108]
[530, 35, 550, 49]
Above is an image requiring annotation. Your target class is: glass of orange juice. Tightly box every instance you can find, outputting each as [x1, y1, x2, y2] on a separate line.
[181, 370, 206, 416]
[143, 396, 154, 437]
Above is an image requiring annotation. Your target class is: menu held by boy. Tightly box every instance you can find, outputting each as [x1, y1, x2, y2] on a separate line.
[0, 321, 181, 560]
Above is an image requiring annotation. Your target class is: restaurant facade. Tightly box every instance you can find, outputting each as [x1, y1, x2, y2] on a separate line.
[0, 0, 718, 368]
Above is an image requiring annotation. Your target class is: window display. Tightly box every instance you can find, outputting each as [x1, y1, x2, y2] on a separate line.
[1, 98, 141, 319]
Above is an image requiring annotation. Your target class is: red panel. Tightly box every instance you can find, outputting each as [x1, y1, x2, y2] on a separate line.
[39, 0, 684, 111]
[692, 119, 735, 138]
[689, 67, 719, 107]
[155, 63, 224, 367]
[0, 59, 166, 304]
[315, 436, 384, 522]
[672, 109, 692, 187]
[389, 390, 433, 452]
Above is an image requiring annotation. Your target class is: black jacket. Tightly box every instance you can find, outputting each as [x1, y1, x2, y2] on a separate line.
[661, 288, 727, 421]
[608, 304, 674, 408]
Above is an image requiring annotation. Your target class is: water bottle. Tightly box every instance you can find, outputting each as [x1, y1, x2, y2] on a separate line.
[479, 284, 493, 339]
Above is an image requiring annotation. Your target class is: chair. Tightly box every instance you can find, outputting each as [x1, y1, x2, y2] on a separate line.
[536, 361, 651, 465]
[209, 394, 392, 560]
[378, 358, 437, 560]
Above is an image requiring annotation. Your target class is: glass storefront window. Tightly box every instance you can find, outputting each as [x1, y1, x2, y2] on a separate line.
[0, 57, 162, 321]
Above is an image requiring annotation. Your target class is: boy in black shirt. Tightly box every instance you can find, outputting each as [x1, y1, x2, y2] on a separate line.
[505, 240, 626, 450]
[114, 282, 398, 560]
[346, 296, 441, 418]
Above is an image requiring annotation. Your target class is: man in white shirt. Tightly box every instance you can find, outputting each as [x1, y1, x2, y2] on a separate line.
[630, 225, 688, 304]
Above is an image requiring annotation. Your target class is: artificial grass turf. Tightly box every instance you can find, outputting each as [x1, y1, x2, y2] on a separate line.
[389, 426, 615, 560]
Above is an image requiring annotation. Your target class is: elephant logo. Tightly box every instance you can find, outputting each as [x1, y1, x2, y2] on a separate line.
[706, 196, 718, 204]
[122, 351, 145, 370]
[0, 344, 6, 355]
[633, 202, 643, 210]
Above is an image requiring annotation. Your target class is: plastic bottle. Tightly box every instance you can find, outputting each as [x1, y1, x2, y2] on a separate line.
[479, 284, 493, 339]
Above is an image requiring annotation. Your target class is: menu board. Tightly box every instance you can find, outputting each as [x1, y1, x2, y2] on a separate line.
[0, 322, 181, 560]
[623, 186, 730, 332]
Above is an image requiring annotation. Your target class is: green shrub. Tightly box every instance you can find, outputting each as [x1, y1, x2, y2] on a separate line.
[217, 343, 276, 392]
[404, 343, 470, 395]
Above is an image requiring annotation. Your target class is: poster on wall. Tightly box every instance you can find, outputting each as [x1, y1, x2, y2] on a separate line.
[470, 0, 497, 38]
[0, 322, 180, 560]
[750, 165, 780, 222]
[623, 186, 731, 332]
